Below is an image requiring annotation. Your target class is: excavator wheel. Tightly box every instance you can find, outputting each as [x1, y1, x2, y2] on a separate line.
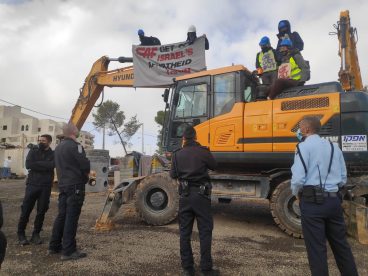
[270, 180, 303, 238]
[135, 172, 179, 225]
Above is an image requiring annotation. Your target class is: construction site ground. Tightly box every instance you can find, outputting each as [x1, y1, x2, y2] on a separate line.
[1, 179, 367, 275]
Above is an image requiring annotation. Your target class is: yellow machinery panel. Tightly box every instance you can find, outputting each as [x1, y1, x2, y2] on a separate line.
[243, 101, 273, 152]
[209, 103, 244, 152]
[273, 93, 341, 152]
[195, 121, 210, 148]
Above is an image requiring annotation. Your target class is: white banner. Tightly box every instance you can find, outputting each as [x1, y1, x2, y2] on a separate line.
[132, 36, 206, 87]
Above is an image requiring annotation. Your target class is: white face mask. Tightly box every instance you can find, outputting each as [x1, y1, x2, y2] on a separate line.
[296, 128, 303, 142]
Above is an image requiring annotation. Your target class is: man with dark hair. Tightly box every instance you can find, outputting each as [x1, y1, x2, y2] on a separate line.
[0, 200, 7, 269]
[291, 116, 358, 276]
[49, 123, 90, 261]
[17, 134, 54, 245]
[170, 125, 218, 276]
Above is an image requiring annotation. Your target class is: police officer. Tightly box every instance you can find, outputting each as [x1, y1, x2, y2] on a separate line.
[48, 123, 90, 261]
[291, 116, 358, 276]
[17, 134, 55, 245]
[170, 126, 219, 276]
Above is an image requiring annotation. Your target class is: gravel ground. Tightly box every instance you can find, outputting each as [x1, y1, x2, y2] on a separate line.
[1, 179, 367, 275]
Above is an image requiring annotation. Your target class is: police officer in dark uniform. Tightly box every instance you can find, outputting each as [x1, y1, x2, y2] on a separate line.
[48, 123, 90, 261]
[170, 126, 219, 276]
[17, 134, 55, 245]
[291, 116, 358, 276]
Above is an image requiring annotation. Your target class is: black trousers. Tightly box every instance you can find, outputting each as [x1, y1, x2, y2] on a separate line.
[179, 191, 213, 271]
[300, 197, 358, 276]
[49, 185, 84, 256]
[268, 78, 299, 99]
[0, 230, 6, 267]
[17, 185, 51, 235]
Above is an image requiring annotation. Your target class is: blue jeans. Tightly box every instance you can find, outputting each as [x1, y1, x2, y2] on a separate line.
[1, 168, 10, 179]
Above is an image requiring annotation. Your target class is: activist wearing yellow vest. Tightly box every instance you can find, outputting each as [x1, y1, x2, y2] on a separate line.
[289, 56, 301, 80]
[258, 50, 277, 73]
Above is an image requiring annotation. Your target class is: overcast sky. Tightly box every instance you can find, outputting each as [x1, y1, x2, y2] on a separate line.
[1, 0, 367, 157]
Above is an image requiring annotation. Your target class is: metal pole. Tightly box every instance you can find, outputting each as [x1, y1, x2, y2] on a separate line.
[142, 123, 144, 154]
[102, 125, 105, 150]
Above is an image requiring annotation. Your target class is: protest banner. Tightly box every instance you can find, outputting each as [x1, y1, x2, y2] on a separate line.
[133, 36, 206, 87]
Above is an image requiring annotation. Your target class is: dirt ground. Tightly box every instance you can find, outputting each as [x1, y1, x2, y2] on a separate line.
[0, 179, 367, 276]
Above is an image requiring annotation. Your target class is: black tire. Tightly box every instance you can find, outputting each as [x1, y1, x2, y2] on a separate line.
[270, 180, 303, 238]
[135, 172, 179, 225]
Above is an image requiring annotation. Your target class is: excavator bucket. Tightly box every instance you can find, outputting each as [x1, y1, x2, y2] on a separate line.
[95, 177, 144, 230]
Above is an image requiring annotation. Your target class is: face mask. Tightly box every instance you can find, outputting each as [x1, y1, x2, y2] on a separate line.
[296, 128, 303, 142]
[38, 143, 47, 150]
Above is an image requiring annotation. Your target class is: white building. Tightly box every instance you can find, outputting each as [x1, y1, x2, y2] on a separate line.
[0, 105, 94, 176]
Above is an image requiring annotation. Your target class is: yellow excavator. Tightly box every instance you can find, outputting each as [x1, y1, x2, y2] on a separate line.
[70, 11, 367, 240]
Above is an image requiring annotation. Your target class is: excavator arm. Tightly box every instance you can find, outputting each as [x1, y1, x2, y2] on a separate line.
[335, 10, 363, 91]
[69, 56, 135, 129]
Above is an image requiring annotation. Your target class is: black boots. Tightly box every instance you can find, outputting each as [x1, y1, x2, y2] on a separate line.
[18, 233, 29, 246]
[30, 232, 42, 245]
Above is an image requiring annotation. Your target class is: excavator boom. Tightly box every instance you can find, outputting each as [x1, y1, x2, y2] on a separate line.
[336, 10, 363, 91]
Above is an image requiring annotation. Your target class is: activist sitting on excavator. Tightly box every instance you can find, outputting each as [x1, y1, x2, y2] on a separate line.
[267, 38, 310, 100]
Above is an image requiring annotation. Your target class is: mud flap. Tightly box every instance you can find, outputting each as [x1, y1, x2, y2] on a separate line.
[95, 177, 145, 230]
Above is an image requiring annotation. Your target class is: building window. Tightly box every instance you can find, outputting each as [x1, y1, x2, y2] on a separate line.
[21, 125, 24, 131]
[2, 125, 7, 130]
[49, 125, 54, 131]
[1, 138, 5, 143]
[26, 125, 29, 131]
[38, 127, 41, 132]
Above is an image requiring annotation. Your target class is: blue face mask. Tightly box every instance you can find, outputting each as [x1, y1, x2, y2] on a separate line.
[296, 128, 303, 141]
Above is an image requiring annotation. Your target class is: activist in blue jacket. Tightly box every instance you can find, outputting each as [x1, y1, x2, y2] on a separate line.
[186, 25, 209, 50]
[276, 20, 304, 58]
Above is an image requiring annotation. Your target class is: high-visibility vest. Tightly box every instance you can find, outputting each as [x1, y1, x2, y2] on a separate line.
[258, 50, 277, 72]
[289, 57, 301, 80]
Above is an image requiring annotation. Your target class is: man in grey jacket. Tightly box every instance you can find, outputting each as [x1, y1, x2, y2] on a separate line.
[267, 38, 310, 100]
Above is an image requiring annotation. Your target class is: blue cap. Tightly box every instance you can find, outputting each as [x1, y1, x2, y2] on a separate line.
[259, 36, 270, 46]
[138, 29, 144, 36]
[280, 38, 292, 47]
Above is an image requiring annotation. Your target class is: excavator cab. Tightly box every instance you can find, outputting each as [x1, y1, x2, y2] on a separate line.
[163, 66, 258, 152]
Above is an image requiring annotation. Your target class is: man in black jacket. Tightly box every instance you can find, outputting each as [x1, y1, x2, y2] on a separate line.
[138, 29, 161, 46]
[48, 123, 90, 261]
[186, 25, 209, 50]
[17, 134, 54, 245]
[0, 200, 7, 269]
[170, 126, 218, 276]
[276, 20, 304, 60]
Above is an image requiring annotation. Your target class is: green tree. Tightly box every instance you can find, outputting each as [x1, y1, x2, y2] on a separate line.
[92, 100, 140, 155]
[154, 110, 165, 154]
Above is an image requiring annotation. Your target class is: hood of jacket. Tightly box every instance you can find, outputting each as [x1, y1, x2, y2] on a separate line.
[278, 20, 291, 34]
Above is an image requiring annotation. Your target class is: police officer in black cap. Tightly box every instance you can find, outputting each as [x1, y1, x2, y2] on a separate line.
[48, 123, 90, 261]
[170, 125, 219, 276]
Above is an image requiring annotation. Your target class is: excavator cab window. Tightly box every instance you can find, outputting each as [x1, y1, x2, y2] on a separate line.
[213, 73, 236, 116]
[174, 83, 207, 118]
